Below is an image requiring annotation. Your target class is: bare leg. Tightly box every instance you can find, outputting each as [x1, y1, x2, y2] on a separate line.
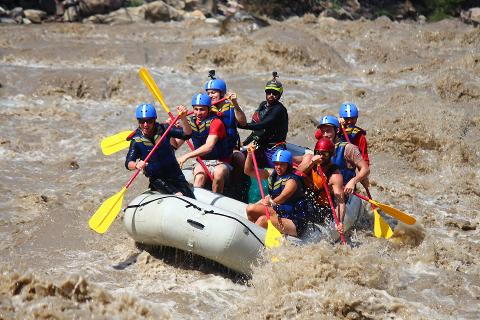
[212, 164, 228, 194]
[193, 164, 207, 188]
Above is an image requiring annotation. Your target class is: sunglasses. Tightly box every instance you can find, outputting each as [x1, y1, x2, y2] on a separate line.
[138, 118, 155, 124]
[314, 150, 331, 157]
[265, 90, 280, 96]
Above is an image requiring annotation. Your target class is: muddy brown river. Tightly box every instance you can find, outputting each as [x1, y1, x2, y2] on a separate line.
[0, 16, 479, 319]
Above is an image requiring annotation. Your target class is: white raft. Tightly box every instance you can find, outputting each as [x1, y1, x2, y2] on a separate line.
[123, 188, 364, 275]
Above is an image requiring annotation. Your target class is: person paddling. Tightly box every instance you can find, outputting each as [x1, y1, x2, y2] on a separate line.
[298, 138, 346, 232]
[125, 103, 195, 198]
[177, 93, 233, 194]
[205, 71, 248, 187]
[244, 147, 308, 237]
[239, 72, 288, 168]
[301, 116, 370, 195]
[338, 102, 370, 167]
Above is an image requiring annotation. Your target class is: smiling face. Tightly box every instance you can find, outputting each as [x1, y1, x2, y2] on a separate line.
[273, 161, 289, 176]
[206, 89, 222, 103]
[343, 117, 358, 127]
[138, 118, 156, 137]
[193, 105, 210, 121]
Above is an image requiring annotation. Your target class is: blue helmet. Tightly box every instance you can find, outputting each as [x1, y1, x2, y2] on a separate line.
[205, 79, 227, 94]
[191, 93, 212, 107]
[271, 149, 292, 165]
[136, 103, 157, 119]
[339, 102, 359, 118]
[317, 115, 340, 128]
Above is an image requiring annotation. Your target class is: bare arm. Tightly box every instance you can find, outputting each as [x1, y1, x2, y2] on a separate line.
[344, 158, 370, 194]
[184, 134, 217, 160]
[330, 172, 345, 223]
[244, 148, 270, 179]
[229, 92, 247, 126]
[272, 179, 297, 205]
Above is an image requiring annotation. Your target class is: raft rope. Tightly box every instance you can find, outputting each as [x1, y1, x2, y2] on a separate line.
[125, 194, 266, 247]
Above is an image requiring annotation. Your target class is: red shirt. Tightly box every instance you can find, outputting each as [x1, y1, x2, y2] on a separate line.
[208, 118, 227, 139]
[350, 132, 369, 166]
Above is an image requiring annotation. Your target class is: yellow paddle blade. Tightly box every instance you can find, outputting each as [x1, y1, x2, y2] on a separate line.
[100, 131, 132, 155]
[138, 67, 170, 113]
[88, 187, 126, 234]
[373, 209, 393, 239]
[370, 199, 416, 225]
[265, 220, 283, 248]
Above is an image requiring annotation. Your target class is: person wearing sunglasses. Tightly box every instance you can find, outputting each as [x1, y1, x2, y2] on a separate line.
[239, 72, 288, 168]
[125, 103, 195, 199]
[298, 138, 346, 230]
[300, 115, 370, 196]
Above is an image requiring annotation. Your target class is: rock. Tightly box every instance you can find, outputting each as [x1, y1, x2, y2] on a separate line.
[184, 0, 201, 11]
[461, 7, 480, 26]
[0, 6, 7, 16]
[24, 9, 47, 23]
[0, 17, 17, 24]
[445, 219, 477, 231]
[418, 15, 426, 24]
[164, 0, 186, 10]
[187, 9, 206, 20]
[79, 0, 123, 15]
[85, 6, 146, 24]
[22, 17, 32, 24]
[205, 17, 218, 24]
[144, 1, 183, 22]
[10, 7, 24, 18]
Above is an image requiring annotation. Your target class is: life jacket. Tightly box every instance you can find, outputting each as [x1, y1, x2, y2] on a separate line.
[304, 163, 337, 206]
[211, 100, 240, 150]
[340, 125, 366, 144]
[188, 114, 233, 160]
[331, 142, 356, 185]
[248, 100, 288, 149]
[267, 171, 304, 207]
[131, 123, 180, 178]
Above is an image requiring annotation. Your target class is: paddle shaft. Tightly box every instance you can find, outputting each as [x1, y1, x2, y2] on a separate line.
[139, 67, 227, 182]
[250, 150, 271, 220]
[125, 113, 182, 189]
[317, 166, 347, 244]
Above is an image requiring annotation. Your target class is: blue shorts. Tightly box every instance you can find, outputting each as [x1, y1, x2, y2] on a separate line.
[274, 200, 310, 236]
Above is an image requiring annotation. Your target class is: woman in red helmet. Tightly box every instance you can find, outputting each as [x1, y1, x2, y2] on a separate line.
[298, 138, 346, 229]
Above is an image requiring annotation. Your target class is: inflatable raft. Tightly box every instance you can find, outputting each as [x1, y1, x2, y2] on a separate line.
[123, 188, 364, 275]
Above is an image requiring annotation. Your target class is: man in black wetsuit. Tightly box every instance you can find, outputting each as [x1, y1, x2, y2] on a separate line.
[240, 72, 288, 168]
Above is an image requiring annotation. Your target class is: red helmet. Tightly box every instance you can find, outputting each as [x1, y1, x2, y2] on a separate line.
[314, 138, 335, 152]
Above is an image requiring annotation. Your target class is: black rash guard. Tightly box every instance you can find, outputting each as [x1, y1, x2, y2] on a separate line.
[240, 100, 288, 149]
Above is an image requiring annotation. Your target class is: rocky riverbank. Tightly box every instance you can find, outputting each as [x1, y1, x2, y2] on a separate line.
[1, 0, 479, 26]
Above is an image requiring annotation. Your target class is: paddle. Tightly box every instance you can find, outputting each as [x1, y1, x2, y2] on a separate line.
[100, 130, 135, 156]
[316, 165, 347, 245]
[340, 124, 393, 239]
[139, 67, 214, 182]
[353, 192, 416, 225]
[99, 95, 229, 156]
[249, 148, 282, 248]
[89, 112, 183, 234]
[366, 187, 393, 239]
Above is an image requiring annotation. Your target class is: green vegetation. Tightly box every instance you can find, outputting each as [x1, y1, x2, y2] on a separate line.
[420, 0, 466, 21]
[125, 0, 144, 7]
